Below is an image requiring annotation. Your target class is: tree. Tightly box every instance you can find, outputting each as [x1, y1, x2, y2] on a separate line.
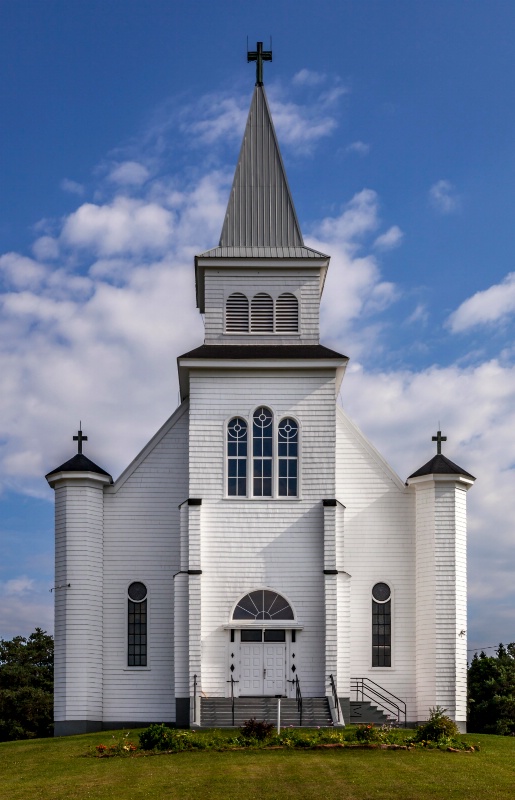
[0, 628, 53, 741]
[468, 643, 515, 734]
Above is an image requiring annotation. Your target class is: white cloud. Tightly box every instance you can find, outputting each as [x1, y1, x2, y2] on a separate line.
[32, 236, 60, 261]
[60, 178, 84, 196]
[448, 272, 515, 332]
[346, 140, 370, 156]
[2, 575, 35, 596]
[406, 303, 429, 325]
[108, 161, 150, 186]
[61, 197, 174, 256]
[292, 68, 326, 86]
[0, 252, 47, 290]
[429, 179, 460, 213]
[373, 225, 403, 250]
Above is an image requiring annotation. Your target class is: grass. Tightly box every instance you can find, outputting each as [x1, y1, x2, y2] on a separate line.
[1, 728, 514, 800]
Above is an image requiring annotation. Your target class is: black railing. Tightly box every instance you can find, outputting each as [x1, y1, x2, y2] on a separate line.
[293, 675, 303, 726]
[351, 677, 406, 726]
[193, 674, 197, 724]
[328, 674, 340, 722]
[226, 676, 239, 726]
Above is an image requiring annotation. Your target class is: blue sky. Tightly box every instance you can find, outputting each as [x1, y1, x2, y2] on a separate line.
[1, 1, 515, 654]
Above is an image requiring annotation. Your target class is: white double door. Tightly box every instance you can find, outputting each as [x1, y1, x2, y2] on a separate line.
[240, 643, 286, 695]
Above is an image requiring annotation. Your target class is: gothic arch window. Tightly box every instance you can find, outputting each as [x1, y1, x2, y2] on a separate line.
[251, 293, 273, 332]
[128, 582, 147, 667]
[372, 582, 391, 667]
[278, 418, 298, 496]
[233, 589, 295, 621]
[252, 407, 273, 496]
[226, 292, 249, 332]
[276, 292, 299, 332]
[227, 417, 248, 496]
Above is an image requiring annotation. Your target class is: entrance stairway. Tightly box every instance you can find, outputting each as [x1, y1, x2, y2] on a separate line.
[200, 696, 333, 728]
[349, 701, 390, 725]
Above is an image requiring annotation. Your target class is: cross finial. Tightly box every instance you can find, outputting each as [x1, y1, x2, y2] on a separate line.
[247, 41, 272, 86]
[73, 422, 88, 455]
[432, 429, 447, 455]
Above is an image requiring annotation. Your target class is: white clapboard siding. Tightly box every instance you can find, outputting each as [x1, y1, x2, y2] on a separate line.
[335, 407, 418, 717]
[101, 404, 189, 723]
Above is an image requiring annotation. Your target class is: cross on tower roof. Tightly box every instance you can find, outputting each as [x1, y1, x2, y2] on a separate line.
[247, 41, 272, 86]
[73, 423, 88, 455]
[432, 429, 447, 455]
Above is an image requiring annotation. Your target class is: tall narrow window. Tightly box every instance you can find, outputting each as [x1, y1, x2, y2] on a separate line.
[278, 418, 298, 496]
[372, 582, 391, 667]
[128, 582, 147, 667]
[276, 293, 299, 332]
[226, 292, 249, 332]
[253, 407, 273, 496]
[251, 293, 273, 332]
[227, 417, 247, 496]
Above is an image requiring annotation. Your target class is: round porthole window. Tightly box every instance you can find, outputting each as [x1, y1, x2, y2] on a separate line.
[372, 582, 391, 603]
[128, 582, 147, 602]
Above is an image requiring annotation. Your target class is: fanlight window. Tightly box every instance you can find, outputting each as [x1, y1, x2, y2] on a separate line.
[227, 417, 247, 496]
[251, 293, 273, 332]
[226, 292, 249, 332]
[278, 418, 298, 496]
[233, 590, 294, 621]
[372, 582, 391, 667]
[276, 292, 299, 332]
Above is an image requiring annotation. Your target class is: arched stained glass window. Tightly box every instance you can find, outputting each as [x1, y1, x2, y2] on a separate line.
[226, 292, 249, 332]
[233, 590, 294, 621]
[253, 407, 273, 496]
[227, 417, 247, 496]
[372, 582, 391, 667]
[128, 582, 147, 667]
[278, 418, 298, 497]
[276, 293, 299, 332]
[251, 293, 274, 332]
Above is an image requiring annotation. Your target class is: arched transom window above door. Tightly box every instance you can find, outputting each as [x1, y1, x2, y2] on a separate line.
[233, 589, 295, 621]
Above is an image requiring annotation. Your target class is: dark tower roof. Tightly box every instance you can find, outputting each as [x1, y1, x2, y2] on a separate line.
[407, 453, 475, 481]
[45, 452, 112, 481]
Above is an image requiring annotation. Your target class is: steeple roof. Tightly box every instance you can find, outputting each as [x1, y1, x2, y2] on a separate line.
[219, 85, 304, 249]
[407, 453, 475, 481]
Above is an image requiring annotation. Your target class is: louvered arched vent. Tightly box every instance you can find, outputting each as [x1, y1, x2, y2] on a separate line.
[251, 293, 274, 332]
[276, 293, 299, 332]
[226, 292, 249, 332]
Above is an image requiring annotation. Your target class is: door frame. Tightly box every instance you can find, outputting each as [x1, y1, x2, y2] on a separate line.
[227, 628, 299, 697]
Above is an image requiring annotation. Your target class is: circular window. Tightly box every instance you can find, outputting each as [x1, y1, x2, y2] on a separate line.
[128, 582, 147, 602]
[372, 582, 391, 603]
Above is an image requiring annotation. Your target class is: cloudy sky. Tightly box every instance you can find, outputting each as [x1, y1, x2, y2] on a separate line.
[1, 1, 515, 654]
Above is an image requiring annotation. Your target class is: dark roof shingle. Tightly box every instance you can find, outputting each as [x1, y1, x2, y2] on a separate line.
[179, 344, 347, 360]
[46, 453, 112, 480]
[407, 453, 475, 481]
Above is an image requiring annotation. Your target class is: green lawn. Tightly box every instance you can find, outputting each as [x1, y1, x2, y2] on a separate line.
[1, 729, 514, 800]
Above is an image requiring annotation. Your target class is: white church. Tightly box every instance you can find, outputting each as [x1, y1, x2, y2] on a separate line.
[46, 45, 475, 735]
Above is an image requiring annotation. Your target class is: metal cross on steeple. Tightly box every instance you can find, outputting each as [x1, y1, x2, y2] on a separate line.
[248, 41, 272, 86]
[73, 423, 88, 455]
[432, 429, 447, 455]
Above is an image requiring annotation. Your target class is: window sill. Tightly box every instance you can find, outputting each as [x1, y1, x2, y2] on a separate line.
[123, 667, 152, 672]
[223, 496, 302, 502]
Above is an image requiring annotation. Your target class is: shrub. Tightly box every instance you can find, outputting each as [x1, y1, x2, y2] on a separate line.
[139, 723, 177, 751]
[240, 718, 274, 740]
[415, 706, 459, 742]
[354, 723, 382, 743]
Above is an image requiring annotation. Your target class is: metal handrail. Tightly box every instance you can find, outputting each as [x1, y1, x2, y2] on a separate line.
[294, 675, 303, 726]
[193, 673, 197, 724]
[329, 673, 340, 722]
[351, 677, 406, 726]
[226, 676, 239, 726]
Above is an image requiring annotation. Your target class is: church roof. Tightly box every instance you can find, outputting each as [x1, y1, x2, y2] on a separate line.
[218, 85, 304, 249]
[196, 245, 328, 260]
[179, 344, 347, 361]
[45, 452, 112, 481]
[407, 453, 475, 481]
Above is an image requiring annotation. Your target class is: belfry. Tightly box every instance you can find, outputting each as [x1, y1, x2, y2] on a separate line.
[46, 44, 475, 734]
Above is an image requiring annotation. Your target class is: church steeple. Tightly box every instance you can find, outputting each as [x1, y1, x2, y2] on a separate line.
[219, 81, 304, 248]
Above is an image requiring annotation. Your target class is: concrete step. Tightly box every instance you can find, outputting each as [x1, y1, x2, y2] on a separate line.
[200, 696, 333, 728]
[349, 700, 391, 725]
